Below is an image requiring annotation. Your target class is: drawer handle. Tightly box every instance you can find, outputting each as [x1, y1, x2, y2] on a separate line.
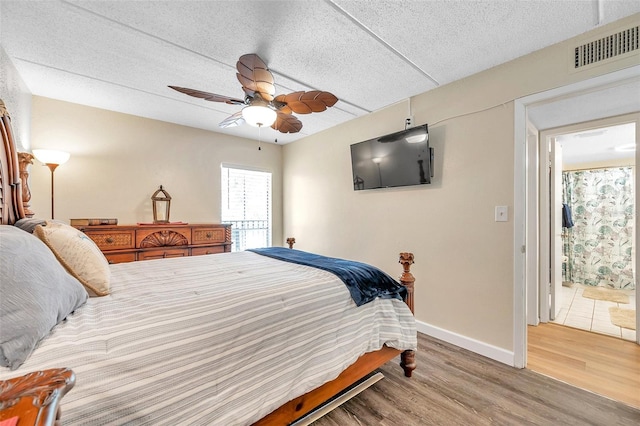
[206, 232, 212, 238]
[105, 237, 114, 244]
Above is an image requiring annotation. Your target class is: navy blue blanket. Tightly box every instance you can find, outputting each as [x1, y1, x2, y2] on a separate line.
[248, 247, 407, 307]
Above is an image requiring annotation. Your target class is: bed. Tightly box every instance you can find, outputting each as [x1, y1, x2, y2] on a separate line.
[0, 99, 417, 425]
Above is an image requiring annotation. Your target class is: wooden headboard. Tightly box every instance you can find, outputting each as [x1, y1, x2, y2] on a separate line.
[0, 99, 26, 225]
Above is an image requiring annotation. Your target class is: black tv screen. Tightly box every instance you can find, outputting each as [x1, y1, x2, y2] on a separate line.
[350, 124, 432, 191]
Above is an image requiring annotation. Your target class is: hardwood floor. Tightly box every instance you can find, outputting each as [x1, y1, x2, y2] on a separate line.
[313, 332, 640, 425]
[527, 322, 640, 409]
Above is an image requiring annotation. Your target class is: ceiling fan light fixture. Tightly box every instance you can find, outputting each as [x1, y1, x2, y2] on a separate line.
[242, 105, 277, 127]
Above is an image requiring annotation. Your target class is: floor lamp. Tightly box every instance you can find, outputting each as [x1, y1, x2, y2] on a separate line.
[32, 149, 70, 220]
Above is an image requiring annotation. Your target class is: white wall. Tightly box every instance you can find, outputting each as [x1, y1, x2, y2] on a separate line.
[283, 14, 640, 355]
[28, 97, 283, 245]
[0, 45, 31, 151]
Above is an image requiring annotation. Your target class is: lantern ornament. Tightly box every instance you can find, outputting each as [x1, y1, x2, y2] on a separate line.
[151, 185, 172, 224]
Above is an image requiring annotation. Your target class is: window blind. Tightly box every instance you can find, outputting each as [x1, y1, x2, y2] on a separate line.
[221, 166, 272, 251]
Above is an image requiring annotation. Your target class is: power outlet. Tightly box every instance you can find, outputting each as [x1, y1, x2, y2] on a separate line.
[405, 116, 414, 128]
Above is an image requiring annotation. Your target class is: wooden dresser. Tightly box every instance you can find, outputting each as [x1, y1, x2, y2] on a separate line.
[73, 223, 232, 264]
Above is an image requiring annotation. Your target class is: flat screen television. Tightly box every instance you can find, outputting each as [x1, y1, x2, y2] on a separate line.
[350, 124, 432, 191]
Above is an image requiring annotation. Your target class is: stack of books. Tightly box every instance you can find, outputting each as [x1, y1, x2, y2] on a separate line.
[69, 218, 118, 226]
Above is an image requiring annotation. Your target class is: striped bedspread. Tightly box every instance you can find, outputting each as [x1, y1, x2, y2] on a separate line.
[0, 251, 416, 425]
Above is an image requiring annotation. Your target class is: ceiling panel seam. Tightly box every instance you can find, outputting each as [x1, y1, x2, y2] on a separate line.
[268, 67, 369, 116]
[324, 0, 440, 87]
[59, 0, 367, 120]
[597, 0, 604, 25]
[13, 57, 238, 115]
[59, 0, 236, 72]
[59, 0, 359, 117]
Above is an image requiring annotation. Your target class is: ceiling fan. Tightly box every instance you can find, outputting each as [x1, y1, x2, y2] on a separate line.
[169, 54, 338, 134]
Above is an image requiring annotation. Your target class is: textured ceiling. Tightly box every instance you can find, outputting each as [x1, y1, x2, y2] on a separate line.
[1, 0, 639, 145]
[557, 122, 636, 167]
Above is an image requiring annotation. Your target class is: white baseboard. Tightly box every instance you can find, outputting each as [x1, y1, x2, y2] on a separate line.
[416, 320, 515, 366]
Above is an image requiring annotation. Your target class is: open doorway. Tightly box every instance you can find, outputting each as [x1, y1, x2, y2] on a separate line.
[513, 66, 640, 371]
[543, 119, 636, 342]
[519, 87, 640, 407]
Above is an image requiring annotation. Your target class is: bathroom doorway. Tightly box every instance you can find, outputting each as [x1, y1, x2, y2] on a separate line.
[542, 117, 637, 341]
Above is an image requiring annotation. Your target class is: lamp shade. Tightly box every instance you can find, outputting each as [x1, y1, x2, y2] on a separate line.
[242, 105, 277, 127]
[33, 149, 70, 165]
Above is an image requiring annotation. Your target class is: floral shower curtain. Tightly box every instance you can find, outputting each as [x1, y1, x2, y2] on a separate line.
[563, 167, 635, 290]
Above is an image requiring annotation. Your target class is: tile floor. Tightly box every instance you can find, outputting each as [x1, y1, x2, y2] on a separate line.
[551, 284, 637, 342]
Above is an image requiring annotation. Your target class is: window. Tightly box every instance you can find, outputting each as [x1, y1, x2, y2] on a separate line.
[221, 166, 272, 251]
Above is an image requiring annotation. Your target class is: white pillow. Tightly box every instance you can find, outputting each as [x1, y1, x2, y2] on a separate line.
[34, 221, 111, 296]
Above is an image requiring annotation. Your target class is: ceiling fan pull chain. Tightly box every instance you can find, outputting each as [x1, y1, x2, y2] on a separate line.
[258, 125, 262, 151]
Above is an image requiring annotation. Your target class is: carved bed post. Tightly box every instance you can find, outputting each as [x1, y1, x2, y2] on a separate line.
[0, 99, 26, 224]
[0, 368, 75, 425]
[399, 252, 416, 377]
[18, 152, 35, 217]
[286, 237, 296, 249]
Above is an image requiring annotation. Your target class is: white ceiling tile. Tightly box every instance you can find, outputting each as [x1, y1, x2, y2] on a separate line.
[333, 0, 598, 85]
[557, 122, 636, 167]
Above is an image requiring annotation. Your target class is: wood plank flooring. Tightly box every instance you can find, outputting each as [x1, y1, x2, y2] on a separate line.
[313, 332, 640, 425]
[527, 323, 640, 409]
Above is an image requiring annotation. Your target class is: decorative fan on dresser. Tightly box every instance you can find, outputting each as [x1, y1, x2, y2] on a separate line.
[169, 54, 338, 134]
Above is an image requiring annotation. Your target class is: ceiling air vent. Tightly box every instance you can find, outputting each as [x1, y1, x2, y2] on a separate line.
[574, 25, 638, 69]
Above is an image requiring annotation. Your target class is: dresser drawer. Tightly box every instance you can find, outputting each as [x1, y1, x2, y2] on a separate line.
[84, 230, 135, 251]
[104, 252, 137, 264]
[137, 248, 189, 261]
[191, 246, 225, 256]
[192, 227, 227, 245]
[136, 228, 190, 248]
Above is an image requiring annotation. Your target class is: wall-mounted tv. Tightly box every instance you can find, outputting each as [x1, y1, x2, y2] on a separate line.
[350, 124, 432, 191]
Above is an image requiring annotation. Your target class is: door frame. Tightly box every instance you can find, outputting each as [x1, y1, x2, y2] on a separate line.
[538, 135, 562, 323]
[551, 140, 564, 321]
[526, 122, 540, 326]
[513, 64, 640, 368]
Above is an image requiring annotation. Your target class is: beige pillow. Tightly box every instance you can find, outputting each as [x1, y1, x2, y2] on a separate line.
[34, 221, 111, 296]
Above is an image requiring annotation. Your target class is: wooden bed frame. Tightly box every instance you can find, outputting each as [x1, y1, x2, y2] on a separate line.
[0, 99, 416, 425]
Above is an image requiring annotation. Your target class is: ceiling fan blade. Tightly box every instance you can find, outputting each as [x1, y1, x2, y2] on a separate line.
[218, 111, 245, 128]
[274, 91, 338, 114]
[276, 104, 293, 115]
[236, 54, 275, 101]
[272, 111, 302, 134]
[169, 86, 245, 105]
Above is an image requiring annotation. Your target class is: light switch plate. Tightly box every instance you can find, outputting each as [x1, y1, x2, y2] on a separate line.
[495, 206, 508, 222]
